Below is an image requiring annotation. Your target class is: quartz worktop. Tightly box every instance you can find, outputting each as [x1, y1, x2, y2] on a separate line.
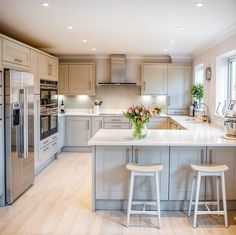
[88, 116, 236, 147]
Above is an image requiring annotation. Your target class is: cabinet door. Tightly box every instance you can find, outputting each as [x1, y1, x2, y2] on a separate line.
[30, 50, 40, 94]
[3, 39, 30, 67]
[95, 146, 132, 199]
[48, 57, 58, 81]
[133, 147, 169, 200]
[146, 118, 168, 129]
[68, 64, 95, 95]
[67, 117, 91, 146]
[206, 147, 236, 200]
[167, 65, 191, 113]
[0, 121, 3, 197]
[169, 147, 206, 200]
[59, 64, 69, 94]
[141, 64, 167, 95]
[58, 116, 67, 149]
[92, 117, 103, 136]
[103, 122, 130, 129]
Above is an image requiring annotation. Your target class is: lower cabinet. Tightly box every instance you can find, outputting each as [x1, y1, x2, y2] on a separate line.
[58, 116, 66, 151]
[0, 121, 4, 198]
[95, 146, 132, 199]
[133, 147, 169, 200]
[92, 116, 103, 136]
[67, 116, 91, 146]
[169, 146, 206, 200]
[95, 146, 169, 200]
[206, 147, 236, 200]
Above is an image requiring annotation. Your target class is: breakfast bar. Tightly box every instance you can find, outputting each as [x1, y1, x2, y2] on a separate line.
[88, 117, 236, 211]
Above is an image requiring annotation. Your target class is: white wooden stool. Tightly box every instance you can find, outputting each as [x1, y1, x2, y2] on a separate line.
[188, 164, 229, 228]
[126, 163, 163, 228]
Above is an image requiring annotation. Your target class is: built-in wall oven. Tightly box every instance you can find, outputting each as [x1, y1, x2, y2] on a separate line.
[40, 80, 58, 140]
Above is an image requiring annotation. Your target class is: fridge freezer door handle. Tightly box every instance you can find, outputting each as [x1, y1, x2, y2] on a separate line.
[23, 89, 28, 159]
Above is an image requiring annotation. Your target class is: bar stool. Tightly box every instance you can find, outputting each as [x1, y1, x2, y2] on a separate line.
[126, 163, 163, 228]
[188, 164, 229, 228]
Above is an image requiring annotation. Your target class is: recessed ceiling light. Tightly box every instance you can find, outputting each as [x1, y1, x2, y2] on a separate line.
[92, 48, 96, 51]
[178, 26, 184, 31]
[41, 2, 49, 7]
[67, 26, 73, 30]
[170, 40, 175, 44]
[195, 2, 204, 7]
[163, 49, 168, 52]
[82, 40, 87, 43]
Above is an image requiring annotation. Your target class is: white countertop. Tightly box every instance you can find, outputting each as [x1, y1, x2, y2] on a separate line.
[88, 116, 236, 147]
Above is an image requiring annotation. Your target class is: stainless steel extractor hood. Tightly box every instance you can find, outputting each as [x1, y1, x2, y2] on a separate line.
[98, 54, 136, 85]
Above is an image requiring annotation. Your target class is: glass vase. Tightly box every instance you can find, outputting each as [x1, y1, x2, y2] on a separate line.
[132, 123, 148, 140]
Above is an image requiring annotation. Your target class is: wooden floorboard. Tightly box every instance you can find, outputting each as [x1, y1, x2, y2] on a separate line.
[0, 152, 235, 235]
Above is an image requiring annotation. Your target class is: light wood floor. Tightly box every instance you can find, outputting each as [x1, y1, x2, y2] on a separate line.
[0, 152, 236, 235]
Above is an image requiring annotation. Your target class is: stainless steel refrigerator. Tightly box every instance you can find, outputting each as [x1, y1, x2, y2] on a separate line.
[4, 69, 34, 205]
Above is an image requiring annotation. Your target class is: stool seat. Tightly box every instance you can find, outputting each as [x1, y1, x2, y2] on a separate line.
[191, 164, 229, 172]
[126, 163, 163, 172]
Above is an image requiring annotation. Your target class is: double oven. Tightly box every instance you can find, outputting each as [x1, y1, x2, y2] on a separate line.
[40, 80, 58, 140]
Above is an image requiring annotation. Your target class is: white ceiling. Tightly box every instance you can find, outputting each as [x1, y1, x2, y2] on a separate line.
[0, 0, 236, 57]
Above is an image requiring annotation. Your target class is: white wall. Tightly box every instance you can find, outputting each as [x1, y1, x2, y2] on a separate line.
[193, 34, 236, 122]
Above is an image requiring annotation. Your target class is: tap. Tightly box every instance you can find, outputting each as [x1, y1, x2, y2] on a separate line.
[200, 102, 211, 123]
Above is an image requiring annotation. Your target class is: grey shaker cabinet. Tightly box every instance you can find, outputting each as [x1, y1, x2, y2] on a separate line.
[92, 116, 103, 136]
[67, 116, 91, 146]
[95, 146, 132, 200]
[133, 147, 169, 200]
[169, 146, 207, 200]
[206, 147, 236, 200]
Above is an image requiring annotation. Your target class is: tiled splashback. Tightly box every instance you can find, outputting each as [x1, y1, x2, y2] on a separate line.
[58, 86, 167, 113]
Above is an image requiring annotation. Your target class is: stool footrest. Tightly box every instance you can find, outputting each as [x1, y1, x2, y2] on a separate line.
[130, 210, 159, 215]
[190, 201, 218, 206]
[132, 201, 156, 206]
[197, 211, 225, 215]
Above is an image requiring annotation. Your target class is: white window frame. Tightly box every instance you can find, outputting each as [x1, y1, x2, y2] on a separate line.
[228, 56, 236, 103]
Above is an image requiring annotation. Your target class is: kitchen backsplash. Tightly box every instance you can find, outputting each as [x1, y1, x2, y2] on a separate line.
[58, 86, 166, 112]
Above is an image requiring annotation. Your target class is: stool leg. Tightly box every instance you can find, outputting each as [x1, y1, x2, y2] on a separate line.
[155, 171, 161, 229]
[221, 172, 228, 227]
[188, 175, 195, 217]
[193, 172, 201, 228]
[216, 176, 220, 215]
[127, 171, 134, 227]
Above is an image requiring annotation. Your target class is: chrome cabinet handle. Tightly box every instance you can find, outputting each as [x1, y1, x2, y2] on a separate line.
[167, 96, 170, 106]
[111, 119, 122, 122]
[90, 81, 92, 90]
[209, 149, 213, 164]
[87, 120, 90, 130]
[126, 148, 130, 163]
[14, 58, 23, 63]
[52, 142, 57, 146]
[52, 136, 57, 140]
[43, 140, 49, 145]
[111, 125, 122, 128]
[200, 149, 204, 164]
[43, 147, 49, 152]
[143, 81, 146, 91]
[135, 149, 139, 163]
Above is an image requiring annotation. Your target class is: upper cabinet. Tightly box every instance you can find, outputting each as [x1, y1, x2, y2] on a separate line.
[141, 63, 167, 95]
[59, 62, 96, 95]
[59, 64, 69, 94]
[167, 65, 192, 115]
[29, 50, 40, 94]
[2, 39, 30, 67]
[0, 38, 2, 65]
[38, 53, 58, 81]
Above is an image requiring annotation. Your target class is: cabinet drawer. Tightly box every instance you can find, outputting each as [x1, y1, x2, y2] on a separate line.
[3, 39, 30, 67]
[40, 140, 58, 162]
[104, 116, 128, 123]
[104, 122, 130, 129]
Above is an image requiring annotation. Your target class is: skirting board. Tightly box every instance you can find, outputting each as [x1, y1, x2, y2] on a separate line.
[94, 199, 236, 211]
[63, 146, 92, 152]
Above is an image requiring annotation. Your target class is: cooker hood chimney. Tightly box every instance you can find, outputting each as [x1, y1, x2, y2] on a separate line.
[98, 54, 136, 85]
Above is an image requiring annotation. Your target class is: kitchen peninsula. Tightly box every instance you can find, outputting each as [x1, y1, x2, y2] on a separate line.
[88, 116, 236, 211]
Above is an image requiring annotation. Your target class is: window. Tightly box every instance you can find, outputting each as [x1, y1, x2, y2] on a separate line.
[228, 57, 236, 101]
[194, 64, 204, 84]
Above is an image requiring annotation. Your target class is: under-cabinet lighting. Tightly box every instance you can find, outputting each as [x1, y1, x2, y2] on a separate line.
[76, 95, 89, 101]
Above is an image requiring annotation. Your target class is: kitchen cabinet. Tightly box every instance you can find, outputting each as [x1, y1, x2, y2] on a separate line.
[30, 50, 40, 94]
[67, 116, 91, 146]
[206, 147, 236, 200]
[167, 65, 192, 115]
[103, 115, 130, 129]
[58, 116, 67, 151]
[68, 63, 95, 95]
[169, 146, 206, 200]
[133, 147, 169, 200]
[59, 64, 69, 94]
[146, 117, 168, 129]
[38, 53, 58, 81]
[0, 121, 4, 199]
[141, 63, 167, 95]
[95, 146, 132, 199]
[92, 116, 103, 136]
[34, 95, 40, 174]
[2, 39, 30, 67]
[0, 38, 2, 64]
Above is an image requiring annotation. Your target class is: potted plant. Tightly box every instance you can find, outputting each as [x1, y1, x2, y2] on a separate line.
[94, 99, 103, 114]
[191, 83, 204, 108]
[123, 105, 157, 140]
